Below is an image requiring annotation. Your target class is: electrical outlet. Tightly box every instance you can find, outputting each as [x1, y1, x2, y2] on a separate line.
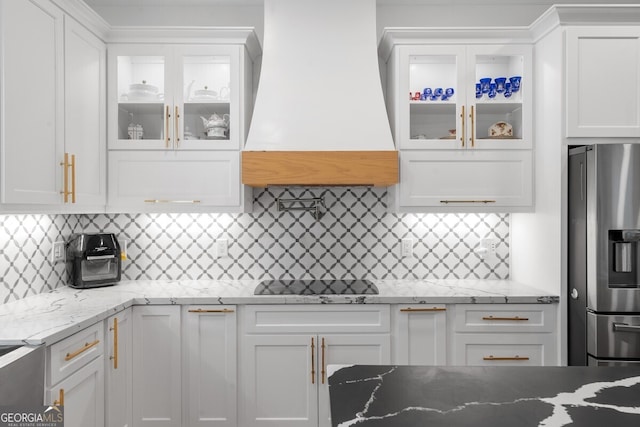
[51, 241, 65, 263]
[401, 238, 413, 258]
[216, 239, 228, 258]
[481, 238, 498, 256]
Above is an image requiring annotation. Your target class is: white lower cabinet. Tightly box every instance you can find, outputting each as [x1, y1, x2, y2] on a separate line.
[132, 305, 181, 427]
[392, 304, 447, 365]
[46, 322, 105, 427]
[451, 304, 558, 366]
[182, 305, 237, 427]
[239, 305, 391, 427]
[105, 308, 133, 427]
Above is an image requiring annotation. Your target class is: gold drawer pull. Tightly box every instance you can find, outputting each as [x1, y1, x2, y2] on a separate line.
[65, 339, 100, 361]
[311, 337, 316, 385]
[188, 308, 235, 313]
[482, 316, 529, 321]
[400, 307, 447, 312]
[440, 200, 496, 204]
[53, 388, 64, 406]
[144, 199, 202, 204]
[483, 355, 530, 361]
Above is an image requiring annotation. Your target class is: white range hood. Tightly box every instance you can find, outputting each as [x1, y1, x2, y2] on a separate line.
[242, 0, 398, 187]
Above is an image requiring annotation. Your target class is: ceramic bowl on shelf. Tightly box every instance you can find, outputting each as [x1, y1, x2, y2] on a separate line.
[126, 81, 159, 100]
[488, 121, 513, 138]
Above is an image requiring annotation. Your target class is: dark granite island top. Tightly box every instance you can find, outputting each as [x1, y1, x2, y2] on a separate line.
[328, 365, 640, 427]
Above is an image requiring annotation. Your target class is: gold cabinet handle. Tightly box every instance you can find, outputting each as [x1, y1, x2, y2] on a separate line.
[165, 105, 171, 148]
[70, 154, 76, 204]
[469, 105, 475, 148]
[109, 318, 118, 369]
[188, 308, 235, 313]
[482, 316, 529, 321]
[400, 307, 447, 312]
[53, 388, 64, 406]
[144, 199, 202, 204]
[311, 337, 316, 385]
[321, 337, 326, 384]
[460, 105, 465, 148]
[175, 106, 180, 147]
[65, 339, 100, 361]
[440, 200, 496, 204]
[60, 153, 70, 203]
[483, 355, 530, 361]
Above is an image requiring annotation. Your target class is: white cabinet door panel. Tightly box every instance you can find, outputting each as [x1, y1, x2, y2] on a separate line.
[0, 0, 64, 204]
[64, 17, 106, 206]
[566, 28, 640, 137]
[132, 306, 181, 427]
[106, 309, 133, 427]
[393, 305, 447, 365]
[108, 150, 240, 210]
[400, 150, 532, 210]
[183, 306, 237, 427]
[241, 334, 317, 427]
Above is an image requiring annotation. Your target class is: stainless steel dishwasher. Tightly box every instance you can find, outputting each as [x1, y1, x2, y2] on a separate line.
[0, 344, 45, 406]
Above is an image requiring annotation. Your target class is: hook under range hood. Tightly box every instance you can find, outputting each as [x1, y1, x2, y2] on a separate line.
[242, 0, 398, 187]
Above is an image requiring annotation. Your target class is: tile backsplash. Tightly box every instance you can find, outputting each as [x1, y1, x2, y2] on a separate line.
[1, 187, 509, 304]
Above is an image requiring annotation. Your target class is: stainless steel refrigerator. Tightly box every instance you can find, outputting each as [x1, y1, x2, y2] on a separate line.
[568, 144, 640, 366]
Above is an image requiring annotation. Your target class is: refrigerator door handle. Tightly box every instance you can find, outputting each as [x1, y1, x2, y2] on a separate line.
[613, 322, 640, 333]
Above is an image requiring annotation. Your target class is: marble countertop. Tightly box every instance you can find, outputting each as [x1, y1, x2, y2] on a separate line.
[0, 279, 558, 346]
[328, 365, 640, 427]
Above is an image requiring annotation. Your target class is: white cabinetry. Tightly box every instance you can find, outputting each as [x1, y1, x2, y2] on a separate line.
[451, 304, 557, 366]
[182, 306, 237, 427]
[46, 322, 105, 427]
[105, 308, 132, 427]
[132, 305, 181, 427]
[240, 305, 391, 427]
[107, 38, 257, 212]
[392, 304, 447, 365]
[566, 27, 640, 137]
[0, 0, 105, 208]
[382, 35, 533, 212]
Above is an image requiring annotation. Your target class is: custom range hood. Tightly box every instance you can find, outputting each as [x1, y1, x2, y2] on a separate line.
[242, 0, 398, 187]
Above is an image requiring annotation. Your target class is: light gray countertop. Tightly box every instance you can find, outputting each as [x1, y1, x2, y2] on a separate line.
[0, 279, 558, 346]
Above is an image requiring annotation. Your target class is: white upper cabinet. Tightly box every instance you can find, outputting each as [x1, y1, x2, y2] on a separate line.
[0, 0, 64, 205]
[108, 44, 241, 151]
[566, 27, 640, 138]
[397, 44, 532, 150]
[0, 0, 106, 209]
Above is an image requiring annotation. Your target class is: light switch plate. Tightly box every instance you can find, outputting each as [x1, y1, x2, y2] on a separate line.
[216, 239, 228, 258]
[52, 241, 65, 263]
[401, 238, 413, 258]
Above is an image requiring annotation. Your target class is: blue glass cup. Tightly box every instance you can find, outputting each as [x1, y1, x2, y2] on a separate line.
[479, 77, 491, 94]
[504, 82, 513, 98]
[494, 77, 507, 93]
[475, 83, 482, 98]
[445, 87, 455, 97]
[510, 76, 522, 92]
[423, 88, 432, 97]
[488, 82, 497, 99]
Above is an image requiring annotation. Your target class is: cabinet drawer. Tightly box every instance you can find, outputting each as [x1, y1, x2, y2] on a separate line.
[454, 333, 554, 366]
[454, 304, 555, 333]
[243, 305, 390, 334]
[48, 322, 104, 386]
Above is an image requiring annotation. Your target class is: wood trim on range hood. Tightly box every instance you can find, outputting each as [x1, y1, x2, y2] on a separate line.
[241, 151, 399, 187]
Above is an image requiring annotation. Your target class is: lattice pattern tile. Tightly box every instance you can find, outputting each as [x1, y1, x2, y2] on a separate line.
[0, 187, 510, 303]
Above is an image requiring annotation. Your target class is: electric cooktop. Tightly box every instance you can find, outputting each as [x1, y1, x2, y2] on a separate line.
[253, 279, 379, 295]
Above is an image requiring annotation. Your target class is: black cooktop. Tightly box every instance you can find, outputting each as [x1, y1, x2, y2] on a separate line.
[254, 279, 379, 295]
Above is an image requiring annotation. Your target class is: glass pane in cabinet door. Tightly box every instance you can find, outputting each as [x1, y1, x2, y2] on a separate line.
[409, 55, 458, 142]
[474, 55, 524, 141]
[183, 55, 231, 142]
[117, 56, 165, 142]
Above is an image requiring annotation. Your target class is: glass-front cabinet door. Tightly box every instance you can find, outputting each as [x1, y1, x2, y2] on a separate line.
[176, 45, 239, 150]
[399, 44, 531, 150]
[468, 45, 531, 150]
[108, 45, 240, 150]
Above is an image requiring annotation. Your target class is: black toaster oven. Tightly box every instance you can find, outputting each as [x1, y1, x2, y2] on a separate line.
[66, 233, 122, 288]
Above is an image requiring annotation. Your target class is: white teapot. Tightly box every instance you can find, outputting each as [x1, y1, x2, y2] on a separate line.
[200, 113, 230, 137]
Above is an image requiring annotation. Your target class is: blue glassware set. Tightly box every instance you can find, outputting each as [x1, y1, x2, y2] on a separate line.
[476, 76, 521, 99]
